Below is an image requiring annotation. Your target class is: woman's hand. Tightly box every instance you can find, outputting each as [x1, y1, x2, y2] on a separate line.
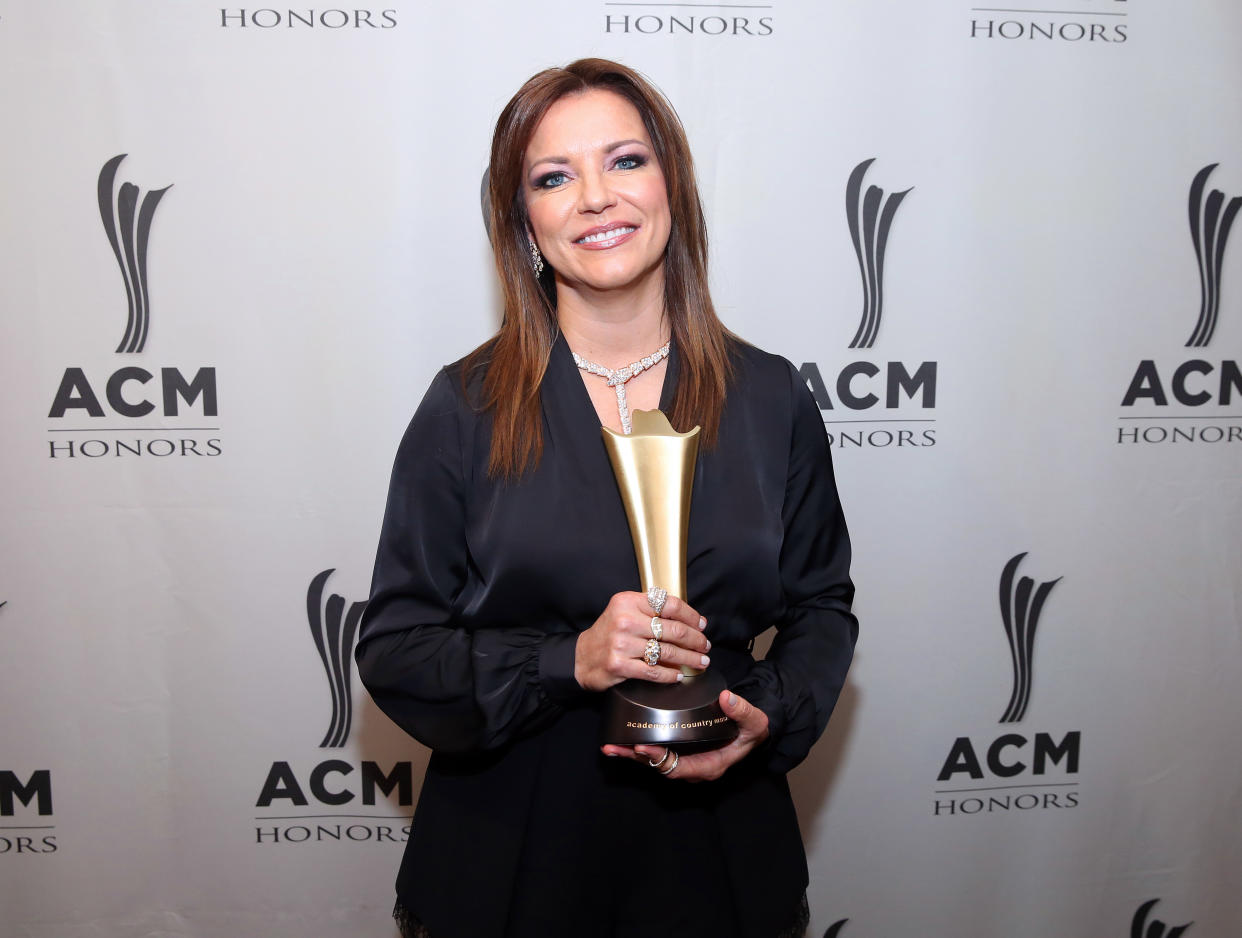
[601, 691, 771, 782]
[574, 591, 711, 692]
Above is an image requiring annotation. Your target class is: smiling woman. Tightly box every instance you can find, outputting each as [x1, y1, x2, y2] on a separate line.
[473, 58, 735, 478]
[356, 58, 857, 938]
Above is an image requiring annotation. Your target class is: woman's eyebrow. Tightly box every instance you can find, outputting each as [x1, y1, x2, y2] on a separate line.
[528, 139, 650, 169]
[604, 138, 648, 152]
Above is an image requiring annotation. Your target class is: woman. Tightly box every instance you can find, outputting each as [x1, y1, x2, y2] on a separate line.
[357, 58, 857, 938]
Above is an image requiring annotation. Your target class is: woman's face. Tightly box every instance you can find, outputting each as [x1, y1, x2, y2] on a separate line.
[523, 88, 671, 297]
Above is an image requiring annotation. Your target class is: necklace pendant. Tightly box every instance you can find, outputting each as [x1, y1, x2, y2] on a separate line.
[616, 383, 631, 435]
[571, 339, 670, 437]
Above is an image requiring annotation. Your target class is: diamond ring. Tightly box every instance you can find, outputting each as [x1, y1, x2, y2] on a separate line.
[650, 616, 663, 640]
[643, 638, 661, 667]
[658, 751, 680, 776]
[646, 587, 667, 616]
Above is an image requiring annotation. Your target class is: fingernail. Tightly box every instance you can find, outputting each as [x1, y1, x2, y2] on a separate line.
[676, 672, 685, 682]
[727, 693, 738, 708]
[698, 617, 707, 631]
[704, 638, 712, 651]
[605, 750, 618, 757]
[700, 655, 711, 668]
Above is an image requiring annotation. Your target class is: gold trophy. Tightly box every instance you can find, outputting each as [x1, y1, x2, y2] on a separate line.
[600, 409, 737, 747]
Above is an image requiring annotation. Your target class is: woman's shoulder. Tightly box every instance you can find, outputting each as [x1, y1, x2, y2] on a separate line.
[725, 335, 804, 399]
[392, 346, 494, 475]
[721, 336, 824, 450]
[424, 338, 497, 413]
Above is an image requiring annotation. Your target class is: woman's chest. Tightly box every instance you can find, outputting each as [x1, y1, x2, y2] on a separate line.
[459, 422, 787, 631]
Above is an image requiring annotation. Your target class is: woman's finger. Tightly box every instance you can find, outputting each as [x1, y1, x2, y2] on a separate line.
[652, 641, 710, 673]
[640, 617, 710, 655]
[623, 657, 686, 684]
[633, 745, 681, 774]
[642, 746, 675, 772]
[627, 634, 709, 671]
[720, 690, 770, 742]
[601, 744, 681, 774]
[667, 619, 710, 653]
[607, 637, 681, 683]
[635, 591, 703, 632]
[652, 744, 737, 783]
[615, 637, 709, 681]
[601, 744, 640, 760]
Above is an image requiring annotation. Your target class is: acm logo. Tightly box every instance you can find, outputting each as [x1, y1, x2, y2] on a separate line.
[799, 159, 937, 451]
[0, 770, 57, 854]
[45, 155, 221, 460]
[1132, 899, 1192, 937]
[1119, 163, 1241, 446]
[1, 602, 57, 855]
[934, 553, 1081, 816]
[254, 569, 413, 846]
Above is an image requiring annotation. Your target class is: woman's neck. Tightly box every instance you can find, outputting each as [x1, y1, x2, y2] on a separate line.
[555, 271, 669, 367]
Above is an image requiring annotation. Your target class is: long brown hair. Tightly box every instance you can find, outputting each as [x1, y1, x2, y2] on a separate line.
[467, 58, 735, 478]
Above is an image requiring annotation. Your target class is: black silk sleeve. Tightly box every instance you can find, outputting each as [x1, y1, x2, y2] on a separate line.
[354, 370, 579, 754]
[731, 361, 858, 774]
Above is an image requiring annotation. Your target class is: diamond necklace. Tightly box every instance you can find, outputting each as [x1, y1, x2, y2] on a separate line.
[572, 340, 671, 435]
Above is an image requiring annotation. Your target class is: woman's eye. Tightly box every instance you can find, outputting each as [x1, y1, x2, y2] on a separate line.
[614, 154, 646, 171]
[536, 171, 568, 189]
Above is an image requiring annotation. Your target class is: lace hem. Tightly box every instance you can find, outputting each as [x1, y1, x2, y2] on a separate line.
[776, 892, 811, 938]
[394, 899, 433, 938]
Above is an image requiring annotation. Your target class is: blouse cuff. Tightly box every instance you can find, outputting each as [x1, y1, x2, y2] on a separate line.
[732, 664, 807, 774]
[538, 632, 584, 704]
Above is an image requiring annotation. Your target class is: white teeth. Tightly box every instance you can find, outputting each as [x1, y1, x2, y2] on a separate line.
[578, 226, 635, 244]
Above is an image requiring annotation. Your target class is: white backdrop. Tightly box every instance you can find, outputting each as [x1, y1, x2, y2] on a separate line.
[2, 2, 1240, 936]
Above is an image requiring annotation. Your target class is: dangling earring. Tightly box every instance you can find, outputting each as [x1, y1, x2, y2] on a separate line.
[529, 238, 545, 277]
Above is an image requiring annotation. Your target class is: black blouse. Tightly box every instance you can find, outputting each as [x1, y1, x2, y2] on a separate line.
[357, 334, 857, 938]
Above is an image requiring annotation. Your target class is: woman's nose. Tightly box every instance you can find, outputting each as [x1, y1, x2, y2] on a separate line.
[578, 170, 615, 214]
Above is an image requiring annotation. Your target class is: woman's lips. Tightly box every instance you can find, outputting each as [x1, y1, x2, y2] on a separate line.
[574, 225, 638, 250]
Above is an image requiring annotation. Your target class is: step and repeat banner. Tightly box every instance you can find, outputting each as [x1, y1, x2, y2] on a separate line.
[2, 2, 1239, 936]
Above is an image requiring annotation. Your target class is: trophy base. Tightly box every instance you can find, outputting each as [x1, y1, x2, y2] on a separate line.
[602, 668, 739, 748]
